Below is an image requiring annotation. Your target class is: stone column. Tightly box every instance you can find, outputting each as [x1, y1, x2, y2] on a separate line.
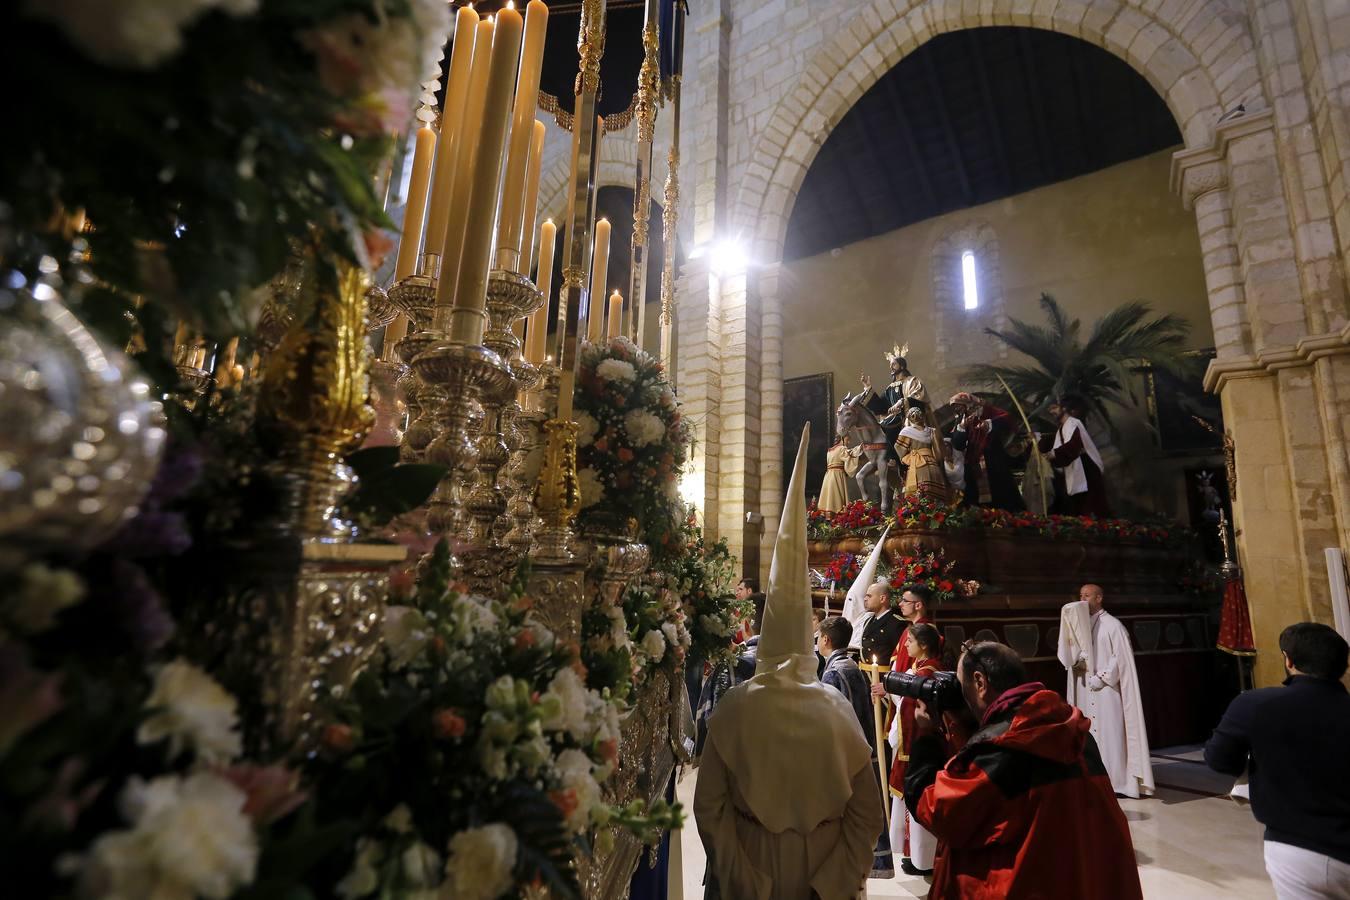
[757, 262, 785, 583]
[675, 255, 722, 542]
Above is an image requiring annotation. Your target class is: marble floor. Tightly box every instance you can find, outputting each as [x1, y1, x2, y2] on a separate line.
[672, 746, 1274, 899]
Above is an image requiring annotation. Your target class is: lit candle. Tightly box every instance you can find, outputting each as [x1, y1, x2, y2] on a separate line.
[394, 123, 437, 280]
[448, 3, 524, 345]
[520, 120, 547, 273]
[495, 0, 549, 272]
[586, 217, 611, 342]
[438, 15, 496, 305]
[525, 218, 555, 364]
[606, 289, 622, 339]
[423, 3, 481, 260]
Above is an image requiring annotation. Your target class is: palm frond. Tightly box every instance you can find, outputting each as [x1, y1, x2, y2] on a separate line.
[1038, 293, 1079, 344]
[982, 319, 1068, 370]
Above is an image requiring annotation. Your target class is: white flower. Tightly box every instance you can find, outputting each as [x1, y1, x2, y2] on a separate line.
[661, 622, 680, 648]
[660, 387, 676, 408]
[77, 772, 258, 899]
[578, 467, 605, 509]
[484, 675, 521, 713]
[539, 667, 590, 739]
[527, 621, 556, 650]
[335, 837, 382, 899]
[444, 824, 518, 900]
[596, 358, 637, 383]
[640, 629, 667, 662]
[10, 562, 85, 633]
[24, 0, 259, 69]
[400, 840, 441, 888]
[449, 594, 499, 645]
[575, 412, 600, 448]
[554, 749, 603, 832]
[137, 660, 241, 764]
[605, 601, 631, 650]
[623, 409, 666, 447]
[383, 606, 430, 668]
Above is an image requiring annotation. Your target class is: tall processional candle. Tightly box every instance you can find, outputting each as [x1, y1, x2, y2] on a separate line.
[446, 4, 524, 345]
[520, 120, 547, 273]
[606, 290, 623, 339]
[494, 0, 549, 272]
[437, 16, 496, 309]
[394, 124, 437, 280]
[586, 217, 611, 342]
[422, 3, 480, 263]
[525, 218, 555, 364]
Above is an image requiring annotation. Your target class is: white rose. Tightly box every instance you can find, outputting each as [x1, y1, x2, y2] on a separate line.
[444, 824, 518, 900]
[449, 594, 499, 645]
[78, 772, 258, 899]
[605, 602, 631, 649]
[137, 660, 242, 764]
[335, 837, 382, 899]
[596, 358, 637, 383]
[660, 387, 676, 407]
[623, 409, 666, 447]
[661, 622, 680, 647]
[539, 667, 589, 739]
[11, 561, 85, 633]
[383, 606, 430, 668]
[575, 412, 600, 447]
[400, 840, 441, 888]
[640, 629, 667, 662]
[24, 0, 259, 69]
[578, 467, 604, 509]
[554, 749, 603, 832]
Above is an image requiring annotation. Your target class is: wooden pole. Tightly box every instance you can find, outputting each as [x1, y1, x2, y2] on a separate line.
[862, 659, 893, 834]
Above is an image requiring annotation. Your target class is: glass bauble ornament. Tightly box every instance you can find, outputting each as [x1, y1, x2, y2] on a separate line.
[0, 271, 167, 554]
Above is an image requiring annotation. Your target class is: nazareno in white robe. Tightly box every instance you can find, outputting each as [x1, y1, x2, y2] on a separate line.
[1058, 609, 1156, 798]
[694, 656, 884, 900]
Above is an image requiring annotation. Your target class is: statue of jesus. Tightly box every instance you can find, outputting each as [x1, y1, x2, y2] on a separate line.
[859, 344, 927, 472]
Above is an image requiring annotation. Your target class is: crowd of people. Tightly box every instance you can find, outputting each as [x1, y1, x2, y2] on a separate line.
[690, 425, 1350, 899]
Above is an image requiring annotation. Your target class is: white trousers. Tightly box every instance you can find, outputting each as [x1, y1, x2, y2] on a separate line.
[890, 795, 935, 871]
[1264, 841, 1350, 900]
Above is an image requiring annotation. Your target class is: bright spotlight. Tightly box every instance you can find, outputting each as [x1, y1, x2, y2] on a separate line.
[679, 470, 704, 510]
[709, 239, 748, 277]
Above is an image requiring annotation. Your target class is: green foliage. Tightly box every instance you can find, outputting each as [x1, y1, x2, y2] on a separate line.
[341, 447, 446, 530]
[964, 293, 1200, 436]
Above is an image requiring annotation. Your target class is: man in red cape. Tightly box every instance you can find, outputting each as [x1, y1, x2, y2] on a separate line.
[904, 641, 1142, 899]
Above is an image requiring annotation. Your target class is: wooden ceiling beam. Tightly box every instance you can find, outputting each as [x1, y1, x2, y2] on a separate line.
[920, 50, 973, 205]
[967, 30, 1012, 194]
[1016, 29, 1055, 183]
[880, 74, 939, 211]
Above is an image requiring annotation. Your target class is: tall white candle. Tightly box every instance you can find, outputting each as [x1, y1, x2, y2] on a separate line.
[520, 120, 547, 273]
[586, 217, 611, 342]
[394, 124, 436, 280]
[495, 0, 549, 272]
[422, 4, 480, 258]
[448, 5, 524, 345]
[525, 218, 555, 364]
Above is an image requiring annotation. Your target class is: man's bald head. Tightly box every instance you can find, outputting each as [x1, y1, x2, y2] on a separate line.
[864, 580, 891, 614]
[1079, 583, 1104, 614]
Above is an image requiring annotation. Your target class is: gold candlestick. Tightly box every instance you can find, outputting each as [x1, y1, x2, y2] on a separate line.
[861, 659, 893, 835]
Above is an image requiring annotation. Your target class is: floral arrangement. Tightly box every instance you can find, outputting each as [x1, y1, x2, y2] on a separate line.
[581, 581, 691, 705]
[884, 547, 969, 606]
[306, 543, 681, 899]
[658, 518, 746, 667]
[575, 336, 693, 557]
[807, 499, 887, 541]
[822, 551, 863, 591]
[807, 496, 1183, 545]
[2, 0, 447, 339]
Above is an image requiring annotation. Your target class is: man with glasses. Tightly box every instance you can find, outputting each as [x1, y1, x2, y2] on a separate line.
[903, 641, 1143, 899]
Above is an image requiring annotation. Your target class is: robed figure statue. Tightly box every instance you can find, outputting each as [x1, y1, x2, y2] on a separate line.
[859, 344, 927, 471]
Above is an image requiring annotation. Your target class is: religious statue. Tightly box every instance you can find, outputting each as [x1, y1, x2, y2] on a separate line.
[859, 344, 927, 471]
[817, 430, 855, 513]
[948, 392, 1027, 511]
[837, 396, 894, 513]
[895, 406, 950, 503]
[1036, 395, 1110, 518]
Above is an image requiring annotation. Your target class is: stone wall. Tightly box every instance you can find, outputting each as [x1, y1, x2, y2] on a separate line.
[538, 0, 1350, 687]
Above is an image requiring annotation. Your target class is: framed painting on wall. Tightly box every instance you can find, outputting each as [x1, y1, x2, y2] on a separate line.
[783, 373, 834, 498]
[1141, 349, 1224, 454]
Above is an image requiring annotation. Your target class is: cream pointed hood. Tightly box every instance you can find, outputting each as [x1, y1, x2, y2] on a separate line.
[841, 524, 890, 629]
[755, 423, 816, 678]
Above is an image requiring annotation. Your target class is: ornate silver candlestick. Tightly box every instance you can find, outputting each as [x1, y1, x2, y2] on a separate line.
[388, 255, 442, 463]
[501, 360, 545, 552]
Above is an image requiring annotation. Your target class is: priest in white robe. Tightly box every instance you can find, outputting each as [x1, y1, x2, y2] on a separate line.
[695, 424, 885, 899]
[1057, 585, 1155, 798]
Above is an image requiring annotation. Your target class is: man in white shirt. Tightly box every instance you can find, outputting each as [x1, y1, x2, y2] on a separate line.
[1057, 584, 1155, 798]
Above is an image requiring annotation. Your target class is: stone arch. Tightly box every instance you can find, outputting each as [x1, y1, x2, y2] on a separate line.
[537, 128, 669, 226]
[735, 0, 1263, 261]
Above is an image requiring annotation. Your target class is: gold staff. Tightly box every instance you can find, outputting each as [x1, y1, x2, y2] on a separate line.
[861, 657, 893, 835]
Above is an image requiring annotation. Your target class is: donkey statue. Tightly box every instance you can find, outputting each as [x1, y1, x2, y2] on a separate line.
[837, 394, 893, 514]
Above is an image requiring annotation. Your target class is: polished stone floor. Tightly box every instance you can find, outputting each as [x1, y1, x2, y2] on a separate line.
[672, 746, 1274, 899]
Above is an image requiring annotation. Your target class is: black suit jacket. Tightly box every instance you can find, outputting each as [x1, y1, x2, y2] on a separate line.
[861, 610, 906, 666]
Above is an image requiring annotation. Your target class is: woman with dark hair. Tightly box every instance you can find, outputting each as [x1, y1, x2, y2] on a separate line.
[886, 622, 944, 876]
